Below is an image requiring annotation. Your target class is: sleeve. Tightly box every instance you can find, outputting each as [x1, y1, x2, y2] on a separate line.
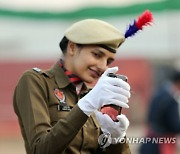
[13, 71, 88, 154]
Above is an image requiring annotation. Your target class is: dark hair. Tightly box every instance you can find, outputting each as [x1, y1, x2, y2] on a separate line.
[59, 36, 69, 54]
[59, 36, 83, 54]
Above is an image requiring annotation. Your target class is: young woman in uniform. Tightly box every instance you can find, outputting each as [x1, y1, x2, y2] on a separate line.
[13, 14, 153, 153]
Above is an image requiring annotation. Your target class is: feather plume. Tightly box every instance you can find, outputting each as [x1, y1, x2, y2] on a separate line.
[136, 10, 153, 29]
[125, 10, 153, 38]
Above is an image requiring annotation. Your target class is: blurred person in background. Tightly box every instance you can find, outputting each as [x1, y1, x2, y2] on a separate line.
[13, 19, 131, 154]
[139, 68, 180, 154]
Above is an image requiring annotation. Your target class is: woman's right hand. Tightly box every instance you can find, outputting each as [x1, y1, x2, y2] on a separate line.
[78, 67, 131, 116]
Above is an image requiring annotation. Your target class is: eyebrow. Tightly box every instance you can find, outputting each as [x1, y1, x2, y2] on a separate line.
[94, 49, 115, 61]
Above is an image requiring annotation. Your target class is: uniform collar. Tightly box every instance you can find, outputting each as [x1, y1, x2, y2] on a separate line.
[45, 62, 71, 88]
[58, 59, 82, 86]
[45, 62, 89, 94]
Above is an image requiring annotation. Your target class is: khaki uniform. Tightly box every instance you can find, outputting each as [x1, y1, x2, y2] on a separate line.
[13, 62, 131, 154]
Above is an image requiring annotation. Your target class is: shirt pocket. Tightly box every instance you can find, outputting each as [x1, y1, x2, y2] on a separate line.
[49, 104, 70, 126]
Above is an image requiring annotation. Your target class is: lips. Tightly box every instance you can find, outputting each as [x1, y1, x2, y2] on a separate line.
[88, 68, 101, 78]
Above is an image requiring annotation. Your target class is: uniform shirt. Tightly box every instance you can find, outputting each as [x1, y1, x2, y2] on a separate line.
[13, 62, 131, 154]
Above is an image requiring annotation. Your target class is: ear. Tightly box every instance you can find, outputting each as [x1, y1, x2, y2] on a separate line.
[67, 41, 76, 56]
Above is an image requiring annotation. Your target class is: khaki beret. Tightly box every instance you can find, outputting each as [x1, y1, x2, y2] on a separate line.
[64, 19, 125, 53]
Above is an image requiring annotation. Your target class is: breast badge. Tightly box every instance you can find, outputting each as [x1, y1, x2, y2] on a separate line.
[54, 88, 66, 104]
[54, 88, 72, 111]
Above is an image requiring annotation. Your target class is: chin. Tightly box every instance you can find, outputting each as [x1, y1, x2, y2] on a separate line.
[83, 76, 97, 84]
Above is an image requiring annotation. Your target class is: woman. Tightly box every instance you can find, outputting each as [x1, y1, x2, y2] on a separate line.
[13, 19, 131, 154]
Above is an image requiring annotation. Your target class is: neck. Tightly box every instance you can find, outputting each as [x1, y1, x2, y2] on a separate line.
[63, 57, 74, 73]
[58, 58, 83, 86]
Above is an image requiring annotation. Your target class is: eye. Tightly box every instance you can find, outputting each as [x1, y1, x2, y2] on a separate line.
[107, 59, 114, 66]
[92, 52, 101, 58]
[107, 61, 111, 66]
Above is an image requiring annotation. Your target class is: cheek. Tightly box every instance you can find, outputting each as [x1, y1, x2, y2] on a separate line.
[73, 51, 97, 74]
[76, 55, 93, 68]
[73, 56, 88, 72]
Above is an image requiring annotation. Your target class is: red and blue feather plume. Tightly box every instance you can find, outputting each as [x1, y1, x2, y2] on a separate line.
[125, 10, 153, 38]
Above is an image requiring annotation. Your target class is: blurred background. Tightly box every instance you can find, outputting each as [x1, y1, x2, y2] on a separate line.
[0, 0, 180, 154]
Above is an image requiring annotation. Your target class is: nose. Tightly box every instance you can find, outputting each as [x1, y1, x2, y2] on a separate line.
[97, 59, 108, 73]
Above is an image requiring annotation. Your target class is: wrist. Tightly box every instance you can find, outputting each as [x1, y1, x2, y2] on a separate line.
[109, 131, 126, 143]
[78, 99, 95, 116]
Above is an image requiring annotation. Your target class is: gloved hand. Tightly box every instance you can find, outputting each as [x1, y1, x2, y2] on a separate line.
[95, 110, 129, 139]
[78, 67, 131, 116]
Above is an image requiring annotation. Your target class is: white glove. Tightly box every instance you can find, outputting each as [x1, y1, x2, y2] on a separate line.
[78, 67, 131, 116]
[95, 110, 129, 139]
